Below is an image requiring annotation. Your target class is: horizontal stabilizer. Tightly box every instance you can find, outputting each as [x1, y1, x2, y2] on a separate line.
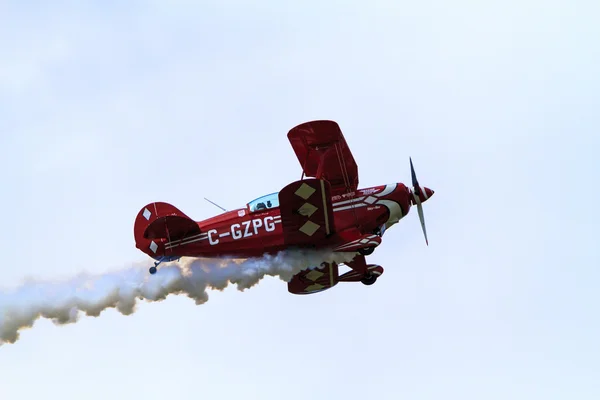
[144, 215, 201, 241]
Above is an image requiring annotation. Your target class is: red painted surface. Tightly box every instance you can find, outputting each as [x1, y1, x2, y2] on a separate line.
[133, 120, 434, 294]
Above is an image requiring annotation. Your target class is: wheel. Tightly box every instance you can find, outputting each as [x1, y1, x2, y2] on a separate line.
[149, 266, 157, 274]
[361, 272, 377, 285]
[358, 246, 375, 256]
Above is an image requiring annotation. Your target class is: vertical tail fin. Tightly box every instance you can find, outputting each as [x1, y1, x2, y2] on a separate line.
[133, 202, 200, 258]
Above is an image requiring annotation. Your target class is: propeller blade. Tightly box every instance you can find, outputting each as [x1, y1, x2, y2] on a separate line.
[412, 190, 429, 246]
[410, 157, 429, 246]
[410, 157, 420, 195]
[417, 202, 429, 246]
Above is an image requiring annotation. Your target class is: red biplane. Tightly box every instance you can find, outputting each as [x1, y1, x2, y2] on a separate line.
[133, 120, 434, 294]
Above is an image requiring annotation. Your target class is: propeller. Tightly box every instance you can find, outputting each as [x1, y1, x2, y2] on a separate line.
[410, 157, 430, 246]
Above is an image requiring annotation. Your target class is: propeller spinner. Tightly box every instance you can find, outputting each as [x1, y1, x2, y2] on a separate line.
[409, 157, 434, 245]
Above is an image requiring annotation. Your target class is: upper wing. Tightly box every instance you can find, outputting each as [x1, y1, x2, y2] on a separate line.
[287, 120, 359, 196]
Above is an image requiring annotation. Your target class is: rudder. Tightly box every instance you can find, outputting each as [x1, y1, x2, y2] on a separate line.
[133, 202, 200, 258]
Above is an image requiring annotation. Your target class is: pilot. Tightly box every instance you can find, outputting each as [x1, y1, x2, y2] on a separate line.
[256, 202, 266, 210]
[266, 200, 272, 208]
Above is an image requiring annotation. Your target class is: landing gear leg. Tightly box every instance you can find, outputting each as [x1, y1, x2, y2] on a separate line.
[149, 257, 165, 274]
[148, 256, 181, 274]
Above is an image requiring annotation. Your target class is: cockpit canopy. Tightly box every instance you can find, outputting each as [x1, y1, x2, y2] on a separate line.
[247, 192, 279, 213]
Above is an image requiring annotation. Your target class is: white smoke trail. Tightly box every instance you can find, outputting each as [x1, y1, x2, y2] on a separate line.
[0, 250, 356, 345]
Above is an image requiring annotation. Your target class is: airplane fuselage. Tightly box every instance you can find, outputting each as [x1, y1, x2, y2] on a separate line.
[133, 119, 435, 290]
[152, 182, 414, 260]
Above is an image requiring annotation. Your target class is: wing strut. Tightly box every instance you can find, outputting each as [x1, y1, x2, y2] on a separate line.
[334, 141, 360, 228]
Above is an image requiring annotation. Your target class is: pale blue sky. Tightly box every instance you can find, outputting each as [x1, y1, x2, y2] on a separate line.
[1, 1, 599, 399]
